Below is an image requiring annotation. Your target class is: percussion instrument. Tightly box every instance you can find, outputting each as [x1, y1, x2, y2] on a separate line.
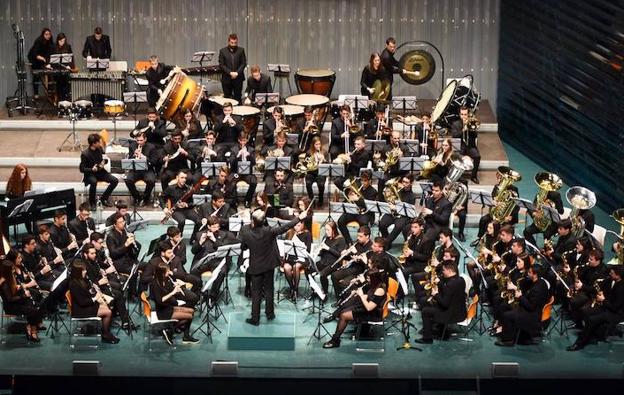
[454, 74, 481, 113]
[268, 104, 304, 131]
[371, 79, 391, 100]
[57, 100, 73, 117]
[208, 95, 239, 107]
[232, 105, 261, 138]
[430, 80, 459, 129]
[294, 69, 336, 97]
[104, 100, 125, 116]
[74, 100, 93, 119]
[156, 71, 203, 121]
[285, 94, 330, 125]
[398, 49, 436, 85]
[70, 70, 126, 101]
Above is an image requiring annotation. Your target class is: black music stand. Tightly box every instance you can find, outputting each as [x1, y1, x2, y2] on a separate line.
[318, 163, 345, 223]
[192, 253, 224, 342]
[7, 199, 34, 242]
[365, 139, 387, 154]
[395, 202, 418, 218]
[343, 95, 369, 121]
[392, 96, 418, 135]
[86, 58, 110, 112]
[46, 267, 71, 339]
[121, 159, 148, 221]
[277, 240, 312, 304]
[399, 157, 425, 174]
[365, 199, 392, 217]
[265, 156, 291, 172]
[123, 91, 148, 127]
[402, 139, 421, 156]
[191, 51, 215, 87]
[201, 161, 227, 178]
[255, 93, 280, 122]
[470, 190, 494, 216]
[267, 64, 292, 101]
[228, 217, 250, 233]
[306, 272, 333, 344]
[211, 243, 242, 308]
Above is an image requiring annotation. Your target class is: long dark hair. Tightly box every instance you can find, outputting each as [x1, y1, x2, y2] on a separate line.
[39, 28, 52, 41]
[55, 32, 69, 49]
[70, 260, 88, 287]
[0, 260, 17, 295]
[325, 220, 340, 240]
[368, 52, 383, 74]
[155, 263, 169, 286]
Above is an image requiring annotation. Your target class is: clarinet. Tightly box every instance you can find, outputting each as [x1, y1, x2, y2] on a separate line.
[332, 279, 369, 314]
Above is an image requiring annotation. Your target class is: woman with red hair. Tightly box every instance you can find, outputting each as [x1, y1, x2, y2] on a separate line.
[5, 164, 32, 199]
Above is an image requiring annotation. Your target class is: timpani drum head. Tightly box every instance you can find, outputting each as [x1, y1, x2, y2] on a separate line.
[267, 104, 304, 116]
[232, 105, 261, 116]
[209, 96, 239, 107]
[296, 69, 335, 78]
[285, 94, 329, 107]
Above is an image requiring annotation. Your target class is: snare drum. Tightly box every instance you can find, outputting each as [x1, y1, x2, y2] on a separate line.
[295, 69, 336, 97]
[57, 100, 73, 117]
[74, 100, 93, 119]
[104, 100, 125, 116]
[232, 105, 261, 140]
[156, 71, 203, 120]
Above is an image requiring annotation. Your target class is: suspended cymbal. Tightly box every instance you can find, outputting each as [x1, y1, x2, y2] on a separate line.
[399, 49, 436, 85]
[371, 79, 391, 100]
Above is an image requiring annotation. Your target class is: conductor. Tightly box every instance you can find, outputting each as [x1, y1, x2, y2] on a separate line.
[239, 208, 310, 326]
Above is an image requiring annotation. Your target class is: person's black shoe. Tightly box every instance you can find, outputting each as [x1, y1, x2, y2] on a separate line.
[471, 176, 480, 184]
[100, 199, 114, 207]
[494, 340, 514, 347]
[266, 313, 276, 321]
[469, 239, 480, 247]
[458, 233, 466, 242]
[245, 318, 260, 326]
[414, 338, 433, 344]
[102, 334, 120, 344]
[38, 325, 47, 331]
[182, 335, 200, 344]
[566, 342, 585, 351]
[162, 329, 174, 346]
[323, 337, 341, 348]
[322, 315, 336, 324]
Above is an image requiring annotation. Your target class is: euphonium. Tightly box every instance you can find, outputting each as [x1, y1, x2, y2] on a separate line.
[566, 186, 596, 238]
[382, 147, 403, 172]
[382, 177, 403, 204]
[342, 177, 364, 203]
[489, 166, 522, 223]
[420, 147, 443, 179]
[443, 155, 474, 212]
[532, 172, 563, 231]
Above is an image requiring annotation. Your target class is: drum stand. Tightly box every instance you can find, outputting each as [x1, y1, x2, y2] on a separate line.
[57, 110, 82, 151]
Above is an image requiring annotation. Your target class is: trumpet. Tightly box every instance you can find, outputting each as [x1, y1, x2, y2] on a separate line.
[133, 121, 155, 136]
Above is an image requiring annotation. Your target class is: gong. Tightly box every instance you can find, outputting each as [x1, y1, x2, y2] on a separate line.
[399, 49, 436, 85]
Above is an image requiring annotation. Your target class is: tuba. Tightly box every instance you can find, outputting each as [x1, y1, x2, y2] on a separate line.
[532, 172, 563, 231]
[489, 166, 522, 223]
[565, 186, 596, 238]
[444, 155, 474, 212]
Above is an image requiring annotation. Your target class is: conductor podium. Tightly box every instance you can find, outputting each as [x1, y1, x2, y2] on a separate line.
[227, 312, 296, 351]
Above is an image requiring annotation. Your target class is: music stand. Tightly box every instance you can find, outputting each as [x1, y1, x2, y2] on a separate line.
[265, 156, 291, 171]
[122, 158, 148, 220]
[513, 198, 535, 213]
[395, 202, 418, 218]
[255, 92, 280, 122]
[401, 139, 420, 156]
[318, 163, 345, 223]
[278, 240, 313, 304]
[229, 217, 250, 233]
[470, 190, 494, 216]
[392, 96, 417, 135]
[191, 51, 215, 86]
[49, 53, 73, 68]
[267, 64, 292, 99]
[236, 161, 252, 176]
[365, 139, 387, 153]
[267, 217, 292, 227]
[343, 95, 369, 120]
[541, 205, 561, 225]
[57, 108, 82, 151]
[212, 243, 242, 306]
[365, 200, 391, 216]
[193, 194, 212, 205]
[123, 91, 148, 126]
[399, 157, 425, 173]
[201, 161, 227, 178]
[126, 219, 149, 234]
[86, 58, 110, 111]
[358, 167, 383, 180]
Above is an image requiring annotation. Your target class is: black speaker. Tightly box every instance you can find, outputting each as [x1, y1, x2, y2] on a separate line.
[211, 361, 239, 377]
[72, 360, 100, 376]
[352, 363, 379, 378]
[491, 362, 519, 378]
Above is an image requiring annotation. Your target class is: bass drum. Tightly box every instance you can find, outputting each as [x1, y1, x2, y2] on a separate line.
[454, 74, 481, 113]
[431, 80, 459, 129]
[295, 69, 336, 97]
[156, 71, 203, 121]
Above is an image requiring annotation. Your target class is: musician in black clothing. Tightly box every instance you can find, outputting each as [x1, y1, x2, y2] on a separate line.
[314, 221, 347, 295]
[215, 102, 243, 148]
[81, 27, 112, 60]
[401, 218, 436, 278]
[160, 130, 194, 191]
[567, 265, 624, 351]
[48, 210, 79, 260]
[472, 171, 520, 243]
[27, 28, 53, 96]
[145, 55, 173, 107]
[380, 37, 409, 100]
[543, 219, 577, 269]
[295, 106, 321, 154]
[415, 112, 435, 156]
[244, 64, 272, 104]
[415, 261, 467, 344]
[35, 225, 66, 279]
[333, 136, 371, 190]
[282, 220, 312, 300]
[450, 107, 480, 183]
[365, 104, 392, 143]
[177, 109, 204, 142]
[377, 131, 410, 200]
[162, 171, 202, 237]
[568, 249, 610, 327]
[131, 108, 168, 147]
[21, 234, 56, 292]
[6, 249, 44, 308]
[89, 232, 124, 291]
[328, 226, 373, 299]
[330, 105, 362, 157]
[197, 190, 233, 230]
[264, 168, 295, 211]
[337, 171, 377, 245]
[124, 133, 158, 206]
[495, 265, 550, 346]
[229, 132, 257, 207]
[303, 137, 329, 207]
[360, 52, 389, 98]
[421, 181, 453, 243]
[106, 213, 141, 276]
[239, 208, 309, 326]
[262, 132, 294, 185]
[201, 165, 238, 208]
[523, 189, 565, 245]
[218, 33, 247, 103]
[80, 133, 118, 207]
[52, 33, 74, 101]
[262, 106, 286, 148]
[68, 202, 95, 245]
[104, 201, 131, 227]
[490, 253, 532, 337]
[379, 175, 417, 245]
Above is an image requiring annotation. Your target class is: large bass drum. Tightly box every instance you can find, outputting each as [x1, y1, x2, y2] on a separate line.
[454, 74, 481, 113]
[156, 71, 203, 121]
[431, 80, 459, 129]
[295, 69, 336, 97]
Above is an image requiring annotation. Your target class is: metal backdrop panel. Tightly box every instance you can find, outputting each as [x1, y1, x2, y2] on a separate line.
[0, 0, 499, 108]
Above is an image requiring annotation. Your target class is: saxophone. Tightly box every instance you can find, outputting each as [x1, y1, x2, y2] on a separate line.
[443, 155, 474, 212]
[532, 172, 563, 231]
[398, 234, 413, 265]
[489, 166, 522, 223]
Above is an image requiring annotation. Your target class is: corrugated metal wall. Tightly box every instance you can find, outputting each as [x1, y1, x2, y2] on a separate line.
[0, 0, 499, 106]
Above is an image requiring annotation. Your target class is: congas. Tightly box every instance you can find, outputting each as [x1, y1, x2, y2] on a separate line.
[74, 100, 93, 119]
[232, 105, 261, 139]
[104, 100, 125, 117]
[156, 71, 203, 121]
[294, 69, 336, 97]
[431, 80, 459, 129]
[57, 101, 73, 117]
[268, 104, 304, 131]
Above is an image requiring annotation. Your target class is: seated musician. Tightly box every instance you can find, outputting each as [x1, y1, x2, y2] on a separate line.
[365, 104, 392, 143]
[215, 102, 242, 149]
[415, 112, 435, 156]
[262, 131, 295, 185]
[192, 130, 222, 165]
[150, 262, 199, 345]
[264, 168, 295, 215]
[229, 132, 257, 208]
[263, 106, 286, 147]
[568, 237, 592, 270]
[131, 108, 168, 147]
[20, 234, 57, 292]
[567, 265, 624, 351]
[81, 243, 132, 330]
[451, 107, 481, 184]
[201, 165, 238, 208]
[197, 190, 233, 231]
[68, 202, 95, 245]
[379, 174, 417, 246]
[314, 221, 347, 296]
[162, 171, 202, 237]
[330, 104, 362, 158]
[6, 249, 44, 308]
[495, 265, 550, 346]
[543, 219, 577, 269]
[360, 52, 389, 99]
[475, 226, 517, 305]
[420, 180, 453, 243]
[5, 164, 32, 200]
[295, 106, 320, 153]
[466, 220, 500, 284]
[522, 186, 564, 246]
[88, 232, 124, 291]
[68, 260, 119, 344]
[160, 130, 194, 190]
[145, 55, 173, 107]
[281, 220, 312, 301]
[176, 108, 203, 141]
[143, 240, 199, 308]
[48, 209, 79, 260]
[377, 131, 409, 199]
[333, 135, 371, 191]
[52, 33, 74, 101]
[190, 217, 239, 305]
[328, 226, 373, 299]
[27, 28, 53, 97]
[105, 200, 131, 227]
[323, 258, 388, 349]
[244, 64, 273, 105]
[35, 224, 66, 278]
[415, 261, 467, 344]
[401, 218, 435, 279]
[292, 196, 315, 232]
[303, 137, 328, 207]
[79, 133, 118, 207]
[420, 138, 454, 182]
[568, 249, 610, 328]
[124, 132, 158, 206]
[82, 27, 112, 60]
[106, 213, 141, 277]
[336, 170, 377, 245]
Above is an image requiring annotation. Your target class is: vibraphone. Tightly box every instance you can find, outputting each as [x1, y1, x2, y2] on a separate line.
[70, 70, 126, 100]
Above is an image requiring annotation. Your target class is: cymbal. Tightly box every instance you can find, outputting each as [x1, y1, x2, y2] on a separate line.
[371, 79, 390, 100]
[399, 49, 436, 85]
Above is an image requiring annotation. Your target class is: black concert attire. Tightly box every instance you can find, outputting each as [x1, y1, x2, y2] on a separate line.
[162, 183, 202, 236]
[576, 209, 596, 233]
[145, 63, 173, 107]
[0, 280, 43, 326]
[415, 122, 435, 156]
[105, 212, 131, 228]
[523, 191, 565, 245]
[68, 278, 99, 318]
[330, 240, 373, 298]
[202, 176, 238, 209]
[261, 143, 294, 185]
[14, 267, 44, 305]
[52, 43, 74, 101]
[262, 117, 280, 148]
[218, 44, 247, 103]
[337, 183, 377, 245]
[450, 118, 480, 180]
[245, 73, 272, 101]
[330, 117, 363, 157]
[106, 227, 141, 275]
[48, 223, 78, 260]
[420, 274, 467, 341]
[380, 48, 402, 100]
[21, 248, 54, 292]
[81, 34, 112, 59]
[149, 277, 178, 320]
[124, 139, 158, 204]
[131, 118, 168, 147]
[568, 263, 610, 325]
[365, 116, 393, 144]
[214, 114, 243, 148]
[79, 146, 118, 206]
[333, 147, 371, 190]
[159, 140, 194, 191]
[316, 236, 348, 294]
[264, 179, 295, 212]
[239, 218, 299, 323]
[27, 36, 53, 95]
[295, 118, 321, 153]
[197, 201, 233, 230]
[422, 194, 453, 243]
[35, 237, 68, 282]
[360, 65, 389, 98]
[329, 285, 387, 345]
[402, 232, 436, 286]
[229, 143, 257, 206]
[379, 186, 417, 245]
[500, 276, 550, 343]
[68, 216, 95, 246]
[304, 151, 329, 206]
[143, 256, 199, 307]
[476, 184, 520, 238]
[84, 257, 129, 323]
[492, 267, 530, 323]
[376, 141, 410, 199]
[176, 118, 204, 142]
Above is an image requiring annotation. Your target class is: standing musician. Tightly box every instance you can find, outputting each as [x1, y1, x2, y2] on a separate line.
[314, 221, 348, 296]
[472, 171, 520, 245]
[420, 180, 453, 243]
[145, 55, 173, 107]
[197, 190, 233, 230]
[239, 208, 309, 326]
[495, 265, 550, 346]
[326, 226, 373, 299]
[27, 28, 53, 97]
[52, 33, 75, 101]
[215, 102, 243, 148]
[106, 212, 141, 276]
[415, 261, 467, 344]
[150, 262, 200, 345]
[124, 132, 158, 207]
[282, 220, 312, 301]
[360, 52, 389, 99]
[202, 166, 238, 208]
[229, 132, 257, 208]
[162, 171, 202, 237]
[79, 133, 118, 207]
[523, 183, 564, 246]
[377, 131, 409, 199]
[48, 210, 79, 260]
[330, 105, 362, 157]
[264, 168, 295, 211]
[451, 107, 481, 184]
[68, 202, 95, 246]
[333, 135, 371, 191]
[131, 108, 168, 147]
[82, 27, 112, 61]
[244, 64, 273, 104]
[176, 109, 203, 141]
[105, 200, 131, 227]
[380, 37, 410, 100]
[304, 136, 329, 207]
[160, 130, 194, 191]
[379, 175, 417, 246]
[262, 106, 288, 148]
[5, 164, 32, 200]
[337, 171, 377, 245]
[567, 249, 610, 328]
[218, 33, 247, 103]
[567, 265, 624, 351]
[365, 104, 392, 143]
[323, 259, 388, 349]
